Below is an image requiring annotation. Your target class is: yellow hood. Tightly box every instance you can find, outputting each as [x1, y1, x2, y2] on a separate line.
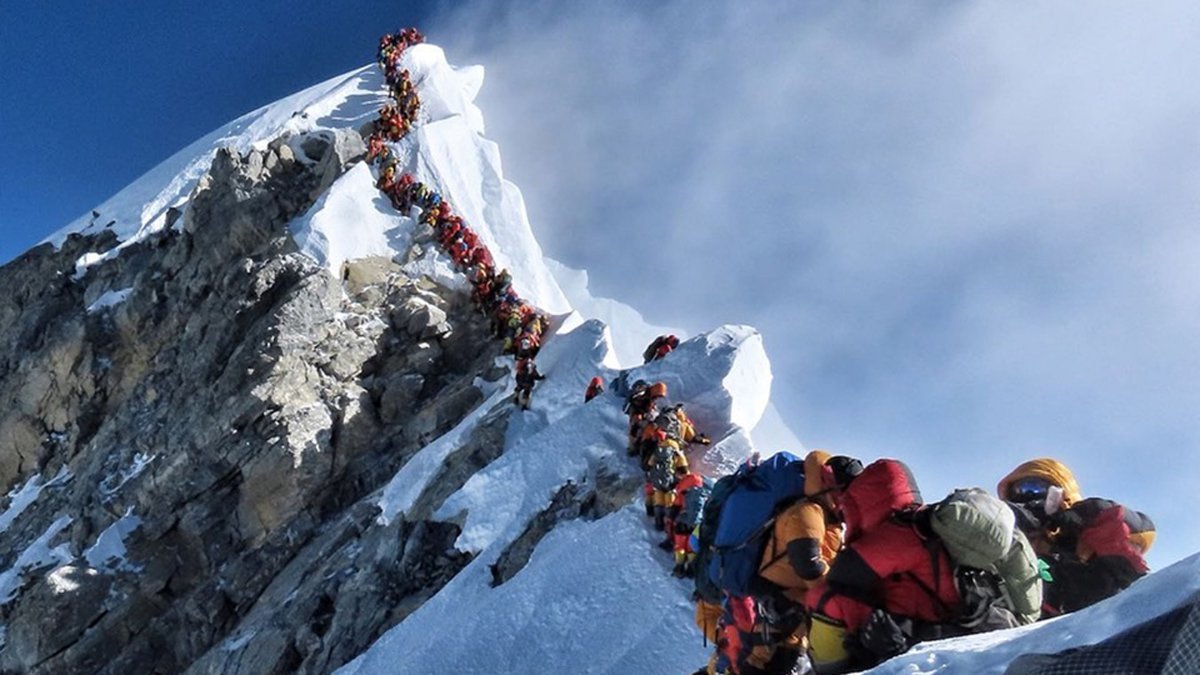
[804, 450, 833, 497]
[997, 457, 1082, 506]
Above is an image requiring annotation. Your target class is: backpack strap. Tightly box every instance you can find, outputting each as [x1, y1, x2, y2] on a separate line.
[898, 525, 956, 621]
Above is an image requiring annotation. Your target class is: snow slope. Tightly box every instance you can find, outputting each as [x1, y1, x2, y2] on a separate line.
[346, 315, 769, 675]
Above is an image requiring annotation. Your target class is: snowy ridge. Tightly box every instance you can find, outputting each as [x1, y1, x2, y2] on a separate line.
[278, 41, 774, 673]
[46, 65, 384, 258]
[344, 318, 771, 674]
[290, 44, 569, 315]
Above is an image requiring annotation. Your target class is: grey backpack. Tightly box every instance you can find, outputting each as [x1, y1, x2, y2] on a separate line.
[929, 488, 1043, 627]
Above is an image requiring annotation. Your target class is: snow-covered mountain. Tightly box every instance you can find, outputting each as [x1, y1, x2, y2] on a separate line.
[0, 36, 1194, 675]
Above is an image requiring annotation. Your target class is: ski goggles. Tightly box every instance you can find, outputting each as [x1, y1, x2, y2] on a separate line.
[1007, 476, 1053, 503]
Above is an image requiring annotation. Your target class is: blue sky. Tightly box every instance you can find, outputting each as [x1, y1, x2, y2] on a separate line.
[2, 2, 1197, 568]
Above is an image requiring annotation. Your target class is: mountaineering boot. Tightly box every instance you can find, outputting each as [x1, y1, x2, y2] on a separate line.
[654, 508, 666, 531]
[672, 561, 687, 577]
[644, 500, 655, 518]
[658, 538, 674, 551]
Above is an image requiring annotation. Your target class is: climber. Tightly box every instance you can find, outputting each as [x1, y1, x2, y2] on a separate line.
[636, 404, 708, 467]
[514, 331, 540, 360]
[998, 458, 1155, 617]
[667, 403, 711, 446]
[492, 269, 513, 302]
[375, 161, 398, 192]
[513, 358, 544, 411]
[806, 459, 962, 675]
[439, 219, 462, 248]
[470, 246, 495, 275]
[725, 452, 862, 675]
[523, 310, 549, 339]
[647, 431, 687, 532]
[471, 269, 494, 310]
[366, 132, 389, 163]
[399, 26, 425, 46]
[626, 381, 668, 456]
[643, 334, 680, 364]
[668, 465, 706, 576]
[760, 452, 860, 602]
[623, 380, 649, 415]
[584, 377, 605, 403]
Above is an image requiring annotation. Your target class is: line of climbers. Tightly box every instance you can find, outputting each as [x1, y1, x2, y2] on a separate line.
[369, 27, 424, 153]
[366, 29, 550, 410]
[598, 351, 1157, 675]
[665, 451, 1155, 675]
[623, 374, 713, 577]
[365, 31, 1157, 672]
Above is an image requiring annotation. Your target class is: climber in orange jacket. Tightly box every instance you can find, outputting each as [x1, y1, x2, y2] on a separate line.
[714, 451, 860, 675]
[759, 451, 860, 604]
[668, 465, 705, 575]
[998, 458, 1155, 617]
[626, 381, 667, 453]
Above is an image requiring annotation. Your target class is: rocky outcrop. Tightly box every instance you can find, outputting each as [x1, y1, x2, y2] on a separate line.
[0, 129, 510, 674]
[489, 469, 640, 587]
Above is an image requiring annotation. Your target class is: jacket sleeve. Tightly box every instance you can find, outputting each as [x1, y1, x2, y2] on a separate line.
[1057, 499, 1152, 573]
[1044, 552, 1142, 614]
[785, 502, 833, 581]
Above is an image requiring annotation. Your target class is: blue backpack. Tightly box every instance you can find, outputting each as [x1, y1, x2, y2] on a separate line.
[706, 452, 806, 598]
[693, 473, 741, 605]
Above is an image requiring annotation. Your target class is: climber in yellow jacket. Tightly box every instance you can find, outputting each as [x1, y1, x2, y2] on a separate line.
[734, 451, 862, 675]
[758, 450, 859, 603]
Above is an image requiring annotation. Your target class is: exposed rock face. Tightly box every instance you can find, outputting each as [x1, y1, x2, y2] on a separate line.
[0, 130, 555, 674]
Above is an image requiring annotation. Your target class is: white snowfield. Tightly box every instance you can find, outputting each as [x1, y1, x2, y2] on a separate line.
[25, 35, 1198, 675]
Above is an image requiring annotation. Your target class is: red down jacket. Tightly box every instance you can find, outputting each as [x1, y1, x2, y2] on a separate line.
[807, 459, 961, 674]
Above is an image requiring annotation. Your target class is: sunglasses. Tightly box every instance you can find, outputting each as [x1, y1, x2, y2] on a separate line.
[1008, 477, 1053, 503]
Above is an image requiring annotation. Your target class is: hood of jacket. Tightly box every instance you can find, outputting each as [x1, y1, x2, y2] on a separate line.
[997, 457, 1082, 507]
[803, 449, 833, 498]
[841, 458, 922, 540]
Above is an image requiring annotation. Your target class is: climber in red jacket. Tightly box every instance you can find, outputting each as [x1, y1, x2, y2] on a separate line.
[584, 377, 604, 403]
[806, 459, 962, 674]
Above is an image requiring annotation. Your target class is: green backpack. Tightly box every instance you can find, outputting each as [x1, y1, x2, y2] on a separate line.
[928, 488, 1043, 627]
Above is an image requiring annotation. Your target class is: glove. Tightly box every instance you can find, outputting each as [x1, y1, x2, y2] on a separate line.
[695, 434, 712, 445]
[858, 609, 911, 660]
